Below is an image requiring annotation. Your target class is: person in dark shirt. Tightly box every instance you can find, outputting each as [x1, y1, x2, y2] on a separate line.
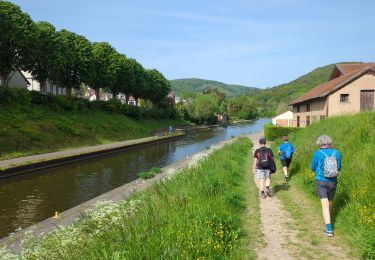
[253, 138, 275, 198]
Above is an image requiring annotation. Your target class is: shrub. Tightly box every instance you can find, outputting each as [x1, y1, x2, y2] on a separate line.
[264, 123, 300, 141]
[137, 171, 155, 179]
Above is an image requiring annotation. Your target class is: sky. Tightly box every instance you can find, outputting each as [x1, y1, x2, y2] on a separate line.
[11, 0, 375, 88]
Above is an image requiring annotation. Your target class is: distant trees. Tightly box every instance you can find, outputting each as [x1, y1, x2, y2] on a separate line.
[226, 96, 258, 120]
[0, 1, 171, 106]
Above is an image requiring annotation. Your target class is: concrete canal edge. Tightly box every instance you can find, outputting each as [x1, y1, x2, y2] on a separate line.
[0, 133, 237, 254]
[0, 125, 217, 179]
[0, 134, 185, 178]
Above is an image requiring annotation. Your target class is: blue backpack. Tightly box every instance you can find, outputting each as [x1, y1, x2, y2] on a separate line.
[283, 144, 294, 159]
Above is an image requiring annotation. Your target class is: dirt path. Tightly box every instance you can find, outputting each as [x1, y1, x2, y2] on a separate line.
[247, 133, 299, 260]
[247, 133, 353, 259]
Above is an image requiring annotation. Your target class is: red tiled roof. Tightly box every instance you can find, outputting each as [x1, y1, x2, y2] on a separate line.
[290, 66, 375, 105]
[336, 63, 375, 75]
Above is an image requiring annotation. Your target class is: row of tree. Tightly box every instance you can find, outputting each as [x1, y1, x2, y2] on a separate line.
[0, 1, 170, 104]
[176, 88, 258, 124]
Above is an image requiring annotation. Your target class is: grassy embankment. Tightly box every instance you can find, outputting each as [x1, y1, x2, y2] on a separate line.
[0, 138, 262, 259]
[0, 102, 187, 160]
[271, 112, 375, 259]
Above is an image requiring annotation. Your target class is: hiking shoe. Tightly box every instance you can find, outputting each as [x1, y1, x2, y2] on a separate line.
[260, 192, 266, 199]
[265, 187, 272, 197]
[285, 176, 289, 182]
[323, 229, 334, 237]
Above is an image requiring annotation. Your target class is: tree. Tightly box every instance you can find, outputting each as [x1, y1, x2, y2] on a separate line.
[110, 54, 134, 98]
[88, 42, 118, 100]
[146, 69, 171, 106]
[30, 21, 61, 92]
[0, 1, 36, 85]
[190, 93, 220, 124]
[55, 29, 92, 96]
[128, 58, 147, 105]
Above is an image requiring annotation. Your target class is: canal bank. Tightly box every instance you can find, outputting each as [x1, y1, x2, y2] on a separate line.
[0, 125, 217, 179]
[0, 135, 237, 254]
[0, 119, 270, 240]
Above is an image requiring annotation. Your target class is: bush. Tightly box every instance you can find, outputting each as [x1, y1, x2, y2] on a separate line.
[264, 123, 300, 141]
[137, 171, 155, 179]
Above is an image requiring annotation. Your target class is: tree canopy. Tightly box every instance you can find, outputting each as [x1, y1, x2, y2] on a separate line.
[0, 1, 36, 84]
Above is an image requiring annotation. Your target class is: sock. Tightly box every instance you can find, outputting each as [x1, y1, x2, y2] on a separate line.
[325, 223, 332, 232]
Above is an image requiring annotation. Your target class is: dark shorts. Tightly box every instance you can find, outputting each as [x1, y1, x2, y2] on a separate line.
[315, 180, 337, 200]
[280, 158, 292, 167]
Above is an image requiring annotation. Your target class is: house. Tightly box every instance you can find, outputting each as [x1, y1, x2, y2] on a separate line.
[272, 111, 293, 127]
[22, 71, 66, 95]
[0, 71, 30, 89]
[289, 63, 375, 127]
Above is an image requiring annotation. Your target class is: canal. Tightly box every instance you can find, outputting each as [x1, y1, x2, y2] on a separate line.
[0, 118, 270, 238]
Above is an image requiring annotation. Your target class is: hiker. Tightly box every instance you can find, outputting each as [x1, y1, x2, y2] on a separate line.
[253, 137, 275, 198]
[278, 136, 295, 181]
[310, 134, 341, 237]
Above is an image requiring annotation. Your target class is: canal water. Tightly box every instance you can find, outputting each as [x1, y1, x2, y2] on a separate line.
[0, 118, 270, 238]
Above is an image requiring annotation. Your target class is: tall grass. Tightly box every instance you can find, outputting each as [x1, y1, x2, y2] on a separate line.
[2, 138, 257, 259]
[272, 112, 375, 259]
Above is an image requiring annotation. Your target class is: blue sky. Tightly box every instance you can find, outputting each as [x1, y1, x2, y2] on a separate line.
[12, 0, 375, 88]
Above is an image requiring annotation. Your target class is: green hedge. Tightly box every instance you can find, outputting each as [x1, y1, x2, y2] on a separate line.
[0, 87, 177, 120]
[264, 123, 300, 141]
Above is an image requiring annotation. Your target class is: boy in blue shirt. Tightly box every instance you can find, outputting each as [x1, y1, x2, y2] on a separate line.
[311, 134, 341, 237]
[278, 136, 295, 181]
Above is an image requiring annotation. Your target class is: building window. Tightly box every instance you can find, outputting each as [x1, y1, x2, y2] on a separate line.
[297, 116, 300, 127]
[306, 103, 310, 112]
[306, 116, 310, 126]
[297, 105, 300, 112]
[320, 116, 325, 120]
[340, 94, 349, 103]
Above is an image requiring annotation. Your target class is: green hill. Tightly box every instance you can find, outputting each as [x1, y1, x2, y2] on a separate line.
[251, 63, 336, 116]
[272, 112, 375, 258]
[170, 78, 257, 98]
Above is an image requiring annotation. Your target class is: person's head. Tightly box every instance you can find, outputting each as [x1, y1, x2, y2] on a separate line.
[316, 134, 332, 148]
[283, 136, 289, 142]
[259, 138, 266, 146]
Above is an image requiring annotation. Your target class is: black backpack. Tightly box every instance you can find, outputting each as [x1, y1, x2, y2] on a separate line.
[257, 147, 271, 168]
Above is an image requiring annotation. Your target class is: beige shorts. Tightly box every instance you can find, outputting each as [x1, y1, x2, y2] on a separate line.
[256, 169, 270, 179]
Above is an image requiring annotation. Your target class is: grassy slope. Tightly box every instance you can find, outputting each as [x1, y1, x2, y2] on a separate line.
[271, 112, 375, 259]
[0, 104, 187, 160]
[170, 78, 258, 98]
[5, 138, 262, 259]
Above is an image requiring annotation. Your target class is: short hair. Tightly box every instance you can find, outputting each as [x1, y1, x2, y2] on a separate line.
[316, 135, 332, 147]
[259, 138, 266, 144]
[283, 136, 288, 141]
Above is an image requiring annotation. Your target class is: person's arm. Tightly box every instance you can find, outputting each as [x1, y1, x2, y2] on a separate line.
[252, 159, 257, 174]
[253, 150, 258, 174]
[310, 151, 318, 171]
[336, 150, 342, 171]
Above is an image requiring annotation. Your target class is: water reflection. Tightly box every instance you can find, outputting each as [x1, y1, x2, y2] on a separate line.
[0, 118, 270, 238]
